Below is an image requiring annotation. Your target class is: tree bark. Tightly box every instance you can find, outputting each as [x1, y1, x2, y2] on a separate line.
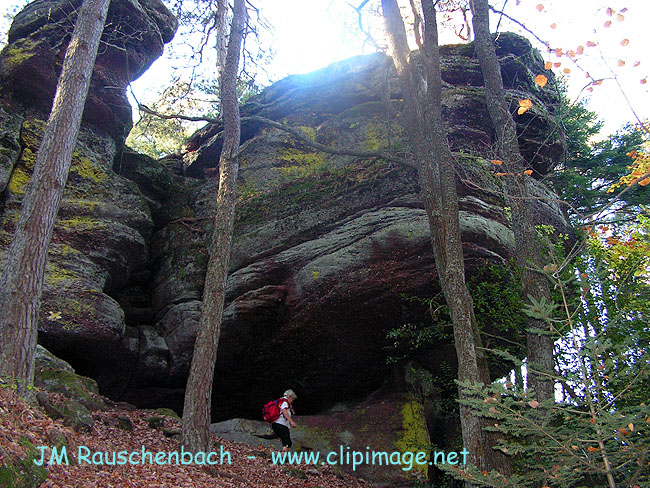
[381, 0, 510, 475]
[181, 0, 247, 453]
[470, 0, 555, 402]
[0, 0, 111, 398]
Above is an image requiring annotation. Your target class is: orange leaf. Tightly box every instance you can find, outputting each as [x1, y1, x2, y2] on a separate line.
[604, 20, 612, 28]
[616, 13, 624, 21]
[606, 7, 614, 16]
[524, 169, 533, 175]
[618, 60, 626, 67]
[576, 45, 584, 55]
[586, 40, 597, 47]
[528, 400, 540, 408]
[491, 159, 504, 165]
[641, 78, 647, 84]
[593, 79, 603, 85]
[550, 23, 557, 29]
[496, 172, 507, 176]
[634, 61, 641, 67]
[563, 68, 571, 74]
[536, 3, 544, 12]
[621, 38, 630, 46]
[545, 61, 553, 70]
[535, 74, 548, 87]
[518, 99, 533, 115]
[639, 177, 650, 186]
[554, 48, 563, 57]
[567, 50, 576, 58]
[629, 423, 635, 432]
[587, 446, 599, 452]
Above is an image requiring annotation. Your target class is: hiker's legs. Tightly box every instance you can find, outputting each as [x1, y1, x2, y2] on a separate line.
[271, 422, 292, 449]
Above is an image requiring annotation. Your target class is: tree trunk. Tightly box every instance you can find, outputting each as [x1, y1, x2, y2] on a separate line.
[470, 0, 555, 402]
[0, 0, 111, 398]
[181, 0, 247, 453]
[381, 0, 510, 475]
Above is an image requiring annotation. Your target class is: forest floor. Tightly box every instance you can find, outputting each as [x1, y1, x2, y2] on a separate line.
[0, 389, 369, 488]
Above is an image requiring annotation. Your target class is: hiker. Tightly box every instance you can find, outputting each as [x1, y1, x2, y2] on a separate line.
[272, 389, 297, 451]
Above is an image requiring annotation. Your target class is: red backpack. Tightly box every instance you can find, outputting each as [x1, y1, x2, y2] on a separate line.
[262, 398, 286, 422]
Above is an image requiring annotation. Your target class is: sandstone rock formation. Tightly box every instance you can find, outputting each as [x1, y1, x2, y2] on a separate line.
[0, 0, 177, 139]
[0, 1, 570, 474]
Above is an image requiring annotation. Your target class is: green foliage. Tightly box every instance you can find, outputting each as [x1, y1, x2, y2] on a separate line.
[467, 262, 527, 353]
[126, 82, 201, 158]
[550, 98, 647, 219]
[442, 211, 650, 488]
[0, 438, 49, 488]
[385, 294, 452, 365]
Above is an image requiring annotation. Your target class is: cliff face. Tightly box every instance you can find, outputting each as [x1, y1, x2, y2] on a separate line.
[1, 0, 568, 450]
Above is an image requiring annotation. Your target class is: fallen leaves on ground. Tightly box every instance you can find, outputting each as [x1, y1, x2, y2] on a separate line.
[0, 389, 368, 488]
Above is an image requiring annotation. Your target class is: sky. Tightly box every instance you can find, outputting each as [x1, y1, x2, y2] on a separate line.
[129, 0, 650, 136]
[1, 0, 648, 136]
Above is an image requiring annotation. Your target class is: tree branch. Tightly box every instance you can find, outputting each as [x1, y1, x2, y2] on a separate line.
[137, 104, 418, 169]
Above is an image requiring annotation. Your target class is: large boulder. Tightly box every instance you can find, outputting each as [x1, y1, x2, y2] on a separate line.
[0, 0, 175, 375]
[0, 0, 177, 140]
[0, 7, 571, 473]
[210, 391, 431, 487]
[126, 33, 568, 420]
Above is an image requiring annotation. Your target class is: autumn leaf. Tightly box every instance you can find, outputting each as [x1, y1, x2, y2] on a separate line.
[553, 62, 562, 67]
[563, 67, 571, 74]
[550, 23, 557, 29]
[621, 38, 630, 46]
[629, 423, 635, 431]
[518, 99, 533, 115]
[491, 159, 504, 165]
[576, 45, 584, 55]
[536, 3, 544, 12]
[524, 169, 533, 175]
[618, 60, 626, 67]
[567, 50, 576, 58]
[544, 61, 552, 70]
[604, 20, 612, 28]
[496, 172, 507, 176]
[616, 13, 624, 21]
[641, 78, 647, 84]
[534, 74, 548, 87]
[587, 446, 599, 452]
[639, 177, 650, 186]
[634, 61, 641, 67]
[606, 7, 614, 16]
[528, 400, 540, 408]
[586, 40, 597, 47]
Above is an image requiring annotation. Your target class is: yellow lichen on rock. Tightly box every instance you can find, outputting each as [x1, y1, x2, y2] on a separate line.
[395, 400, 430, 477]
[70, 157, 108, 184]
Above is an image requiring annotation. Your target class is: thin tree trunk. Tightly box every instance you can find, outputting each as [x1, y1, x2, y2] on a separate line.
[470, 0, 555, 402]
[381, 0, 510, 475]
[181, 0, 247, 453]
[0, 0, 111, 398]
